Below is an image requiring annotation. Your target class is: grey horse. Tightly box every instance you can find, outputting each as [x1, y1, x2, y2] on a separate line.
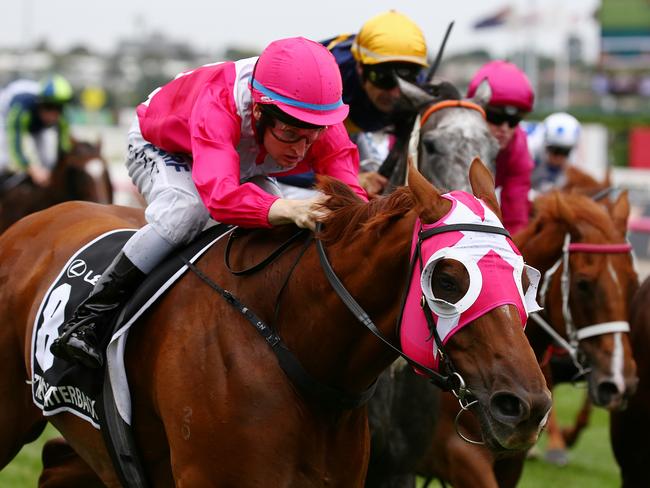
[384, 78, 498, 193]
[366, 79, 500, 488]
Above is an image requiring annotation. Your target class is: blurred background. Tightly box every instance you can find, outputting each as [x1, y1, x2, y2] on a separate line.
[0, 1, 649, 485]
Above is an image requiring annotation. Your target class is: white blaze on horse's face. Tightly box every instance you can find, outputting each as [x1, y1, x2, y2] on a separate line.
[400, 191, 541, 370]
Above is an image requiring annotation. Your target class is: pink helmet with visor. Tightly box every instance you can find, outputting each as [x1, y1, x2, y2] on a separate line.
[251, 37, 349, 126]
[467, 60, 534, 113]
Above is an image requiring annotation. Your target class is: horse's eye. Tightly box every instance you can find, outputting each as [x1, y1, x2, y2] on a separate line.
[575, 276, 593, 295]
[430, 260, 469, 303]
[422, 138, 438, 154]
[436, 274, 458, 292]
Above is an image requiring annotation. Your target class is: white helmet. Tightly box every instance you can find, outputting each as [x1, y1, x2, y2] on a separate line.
[544, 112, 581, 148]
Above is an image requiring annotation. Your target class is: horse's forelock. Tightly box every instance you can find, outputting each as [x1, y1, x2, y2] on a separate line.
[317, 178, 413, 244]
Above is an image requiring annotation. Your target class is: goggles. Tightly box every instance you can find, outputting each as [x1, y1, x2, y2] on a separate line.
[363, 62, 421, 90]
[485, 107, 522, 128]
[268, 121, 324, 145]
[546, 145, 572, 156]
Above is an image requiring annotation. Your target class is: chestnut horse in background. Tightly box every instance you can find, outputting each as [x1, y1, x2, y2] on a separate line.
[611, 275, 650, 488]
[417, 190, 638, 488]
[0, 162, 551, 487]
[0, 140, 112, 233]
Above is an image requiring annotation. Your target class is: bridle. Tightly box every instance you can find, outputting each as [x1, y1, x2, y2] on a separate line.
[405, 100, 486, 184]
[317, 220, 513, 433]
[531, 233, 633, 377]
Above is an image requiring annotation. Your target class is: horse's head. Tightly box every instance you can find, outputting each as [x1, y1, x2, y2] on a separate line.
[400, 160, 551, 452]
[520, 191, 639, 410]
[397, 79, 499, 191]
[54, 140, 113, 204]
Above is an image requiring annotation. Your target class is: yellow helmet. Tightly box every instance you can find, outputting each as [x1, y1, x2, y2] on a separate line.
[352, 10, 428, 67]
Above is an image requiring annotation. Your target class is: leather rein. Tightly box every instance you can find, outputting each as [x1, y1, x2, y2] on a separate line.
[187, 221, 510, 410]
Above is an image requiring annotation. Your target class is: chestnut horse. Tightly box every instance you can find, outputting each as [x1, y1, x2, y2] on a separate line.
[0, 162, 550, 486]
[0, 140, 112, 233]
[611, 275, 650, 488]
[417, 190, 638, 488]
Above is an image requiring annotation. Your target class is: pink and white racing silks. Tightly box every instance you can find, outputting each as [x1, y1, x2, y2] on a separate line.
[136, 57, 366, 228]
[400, 191, 542, 371]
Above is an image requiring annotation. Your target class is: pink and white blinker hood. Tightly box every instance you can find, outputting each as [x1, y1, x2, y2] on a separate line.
[400, 191, 542, 371]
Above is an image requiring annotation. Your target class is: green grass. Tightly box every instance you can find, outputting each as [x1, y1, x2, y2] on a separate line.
[1, 386, 620, 487]
[0, 425, 59, 487]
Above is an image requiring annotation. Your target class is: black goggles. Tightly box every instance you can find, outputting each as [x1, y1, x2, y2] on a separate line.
[363, 63, 421, 90]
[485, 108, 522, 128]
[546, 145, 572, 156]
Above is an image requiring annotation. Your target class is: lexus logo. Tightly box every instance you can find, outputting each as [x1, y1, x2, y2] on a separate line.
[67, 259, 87, 278]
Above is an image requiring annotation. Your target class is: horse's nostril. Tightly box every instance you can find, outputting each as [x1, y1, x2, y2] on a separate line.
[596, 381, 620, 406]
[490, 392, 527, 422]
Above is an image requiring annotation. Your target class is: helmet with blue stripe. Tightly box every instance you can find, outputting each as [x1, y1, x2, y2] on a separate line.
[251, 37, 349, 127]
[38, 75, 73, 105]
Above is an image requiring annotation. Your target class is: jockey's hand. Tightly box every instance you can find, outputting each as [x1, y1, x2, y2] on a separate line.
[268, 194, 330, 231]
[358, 171, 388, 198]
[28, 165, 51, 187]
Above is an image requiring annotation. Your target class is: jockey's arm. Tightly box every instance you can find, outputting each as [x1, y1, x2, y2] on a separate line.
[5, 105, 32, 172]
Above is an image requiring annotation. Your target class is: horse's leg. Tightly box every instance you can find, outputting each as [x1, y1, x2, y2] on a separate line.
[0, 332, 47, 469]
[39, 437, 105, 488]
[48, 415, 122, 488]
[561, 393, 592, 447]
[445, 438, 498, 488]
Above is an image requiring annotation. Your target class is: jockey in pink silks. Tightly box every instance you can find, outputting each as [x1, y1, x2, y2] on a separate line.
[467, 60, 535, 235]
[51, 37, 367, 369]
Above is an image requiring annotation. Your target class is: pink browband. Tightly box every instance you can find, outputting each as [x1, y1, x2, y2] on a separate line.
[568, 243, 633, 253]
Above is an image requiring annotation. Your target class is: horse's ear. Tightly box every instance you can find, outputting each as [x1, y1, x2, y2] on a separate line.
[469, 157, 501, 219]
[96, 137, 102, 152]
[610, 190, 630, 235]
[407, 158, 448, 224]
[468, 79, 492, 108]
[397, 78, 435, 111]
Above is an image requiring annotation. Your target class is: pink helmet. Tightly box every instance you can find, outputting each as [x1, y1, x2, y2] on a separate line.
[251, 37, 349, 126]
[467, 60, 534, 113]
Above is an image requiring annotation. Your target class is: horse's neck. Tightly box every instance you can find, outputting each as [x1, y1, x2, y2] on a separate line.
[282, 219, 414, 394]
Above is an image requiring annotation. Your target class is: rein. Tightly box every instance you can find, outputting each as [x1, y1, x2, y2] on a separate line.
[182, 238, 378, 410]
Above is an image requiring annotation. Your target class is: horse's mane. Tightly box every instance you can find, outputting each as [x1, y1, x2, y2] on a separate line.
[316, 177, 414, 244]
[532, 190, 618, 238]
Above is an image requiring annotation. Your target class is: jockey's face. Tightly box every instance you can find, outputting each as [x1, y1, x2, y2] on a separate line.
[253, 105, 322, 169]
[37, 104, 63, 127]
[485, 105, 524, 150]
[358, 64, 402, 114]
[546, 145, 572, 168]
